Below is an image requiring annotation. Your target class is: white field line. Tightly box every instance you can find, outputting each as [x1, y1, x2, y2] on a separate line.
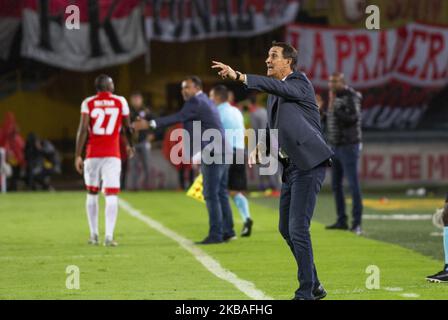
[384, 287, 404, 292]
[400, 293, 420, 298]
[119, 199, 273, 300]
[430, 232, 443, 237]
[363, 214, 432, 221]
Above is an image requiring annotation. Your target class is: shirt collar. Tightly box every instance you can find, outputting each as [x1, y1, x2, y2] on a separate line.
[217, 102, 230, 109]
[97, 91, 112, 97]
[281, 72, 294, 81]
[195, 90, 203, 96]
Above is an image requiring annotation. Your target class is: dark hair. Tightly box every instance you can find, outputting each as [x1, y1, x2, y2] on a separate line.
[271, 41, 298, 71]
[130, 91, 143, 97]
[185, 75, 203, 89]
[211, 85, 229, 102]
[330, 72, 345, 83]
[95, 74, 114, 92]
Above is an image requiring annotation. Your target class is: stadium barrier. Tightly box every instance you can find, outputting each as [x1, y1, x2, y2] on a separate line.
[143, 141, 448, 190]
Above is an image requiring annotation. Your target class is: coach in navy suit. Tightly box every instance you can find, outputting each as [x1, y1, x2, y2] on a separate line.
[133, 76, 235, 245]
[212, 42, 333, 300]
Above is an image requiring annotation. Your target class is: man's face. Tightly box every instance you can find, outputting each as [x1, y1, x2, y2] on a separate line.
[265, 46, 291, 79]
[181, 80, 199, 101]
[228, 91, 235, 104]
[209, 90, 220, 106]
[130, 94, 143, 109]
[328, 76, 345, 92]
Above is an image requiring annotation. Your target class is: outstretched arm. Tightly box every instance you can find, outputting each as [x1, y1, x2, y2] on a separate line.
[133, 100, 198, 131]
[75, 114, 89, 174]
[245, 74, 310, 101]
[211, 60, 310, 101]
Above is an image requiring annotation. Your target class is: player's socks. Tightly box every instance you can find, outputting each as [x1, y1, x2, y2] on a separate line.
[105, 195, 118, 240]
[233, 193, 251, 222]
[444, 227, 448, 271]
[86, 194, 99, 237]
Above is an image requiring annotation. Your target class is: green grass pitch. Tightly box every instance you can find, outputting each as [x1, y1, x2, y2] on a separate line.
[1, 191, 448, 300]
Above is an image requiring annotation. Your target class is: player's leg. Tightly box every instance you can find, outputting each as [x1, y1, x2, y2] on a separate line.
[102, 158, 121, 247]
[229, 150, 253, 236]
[232, 191, 249, 221]
[229, 163, 249, 222]
[427, 195, 448, 282]
[83, 158, 100, 245]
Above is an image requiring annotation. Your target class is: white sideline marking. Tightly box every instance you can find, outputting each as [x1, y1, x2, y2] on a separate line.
[363, 214, 432, 221]
[401, 293, 420, 298]
[384, 287, 403, 292]
[119, 199, 273, 300]
[430, 232, 443, 237]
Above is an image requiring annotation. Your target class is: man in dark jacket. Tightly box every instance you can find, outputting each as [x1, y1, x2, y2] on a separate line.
[324, 72, 363, 235]
[133, 76, 235, 245]
[212, 42, 333, 300]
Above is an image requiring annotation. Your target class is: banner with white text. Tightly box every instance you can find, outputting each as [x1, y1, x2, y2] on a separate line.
[145, 0, 300, 42]
[286, 23, 448, 129]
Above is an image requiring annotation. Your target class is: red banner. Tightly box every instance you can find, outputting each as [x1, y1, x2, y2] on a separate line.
[287, 23, 448, 129]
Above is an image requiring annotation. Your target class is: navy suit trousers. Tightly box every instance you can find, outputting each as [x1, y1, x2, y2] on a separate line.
[279, 160, 326, 299]
[201, 163, 235, 241]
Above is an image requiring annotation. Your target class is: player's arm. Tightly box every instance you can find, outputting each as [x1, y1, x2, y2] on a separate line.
[119, 97, 135, 158]
[122, 116, 135, 158]
[75, 113, 89, 174]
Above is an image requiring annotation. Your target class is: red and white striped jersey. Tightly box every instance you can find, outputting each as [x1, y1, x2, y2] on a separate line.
[81, 91, 129, 159]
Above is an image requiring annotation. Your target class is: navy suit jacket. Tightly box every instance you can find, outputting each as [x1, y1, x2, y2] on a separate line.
[155, 92, 225, 157]
[246, 71, 333, 170]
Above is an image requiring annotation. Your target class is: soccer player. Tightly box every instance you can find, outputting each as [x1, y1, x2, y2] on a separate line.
[209, 85, 253, 237]
[75, 75, 134, 247]
[426, 195, 448, 282]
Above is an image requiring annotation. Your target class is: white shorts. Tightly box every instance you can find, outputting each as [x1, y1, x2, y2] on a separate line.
[84, 157, 121, 195]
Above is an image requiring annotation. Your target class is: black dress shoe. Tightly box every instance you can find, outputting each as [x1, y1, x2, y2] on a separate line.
[223, 234, 237, 242]
[313, 285, 327, 300]
[195, 237, 223, 245]
[326, 222, 349, 230]
[241, 218, 253, 237]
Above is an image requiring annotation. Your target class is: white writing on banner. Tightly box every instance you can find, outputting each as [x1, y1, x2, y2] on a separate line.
[146, 0, 299, 42]
[286, 23, 448, 89]
[358, 143, 448, 186]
